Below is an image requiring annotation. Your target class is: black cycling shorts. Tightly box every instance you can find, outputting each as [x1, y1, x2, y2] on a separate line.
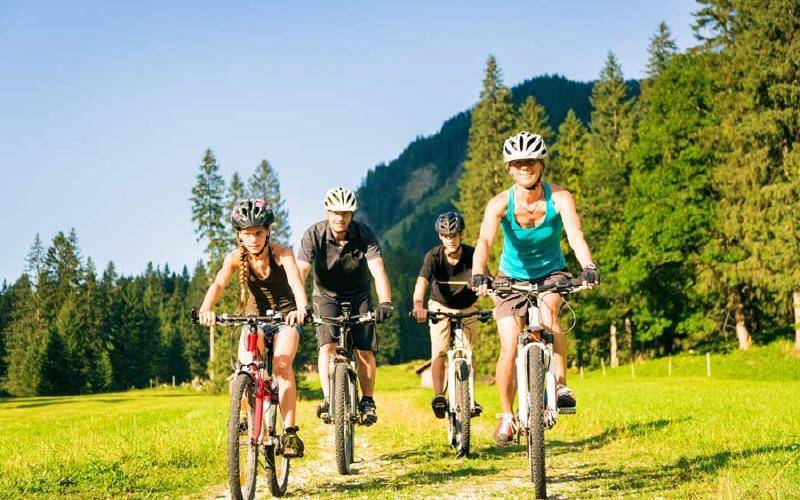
[313, 294, 378, 353]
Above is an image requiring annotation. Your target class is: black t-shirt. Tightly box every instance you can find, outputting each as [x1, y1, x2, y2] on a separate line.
[418, 244, 478, 309]
[297, 220, 381, 299]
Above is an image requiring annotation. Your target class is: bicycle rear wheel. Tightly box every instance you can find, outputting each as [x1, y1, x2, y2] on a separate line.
[454, 359, 471, 458]
[264, 401, 290, 497]
[333, 363, 353, 475]
[228, 373, 258, 500]
[527, 345, 547, 499]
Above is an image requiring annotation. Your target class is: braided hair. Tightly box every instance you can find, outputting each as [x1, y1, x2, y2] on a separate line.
[237, 244, 250, 314]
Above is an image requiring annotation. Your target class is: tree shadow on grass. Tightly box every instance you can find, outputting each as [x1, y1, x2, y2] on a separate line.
[550, 444, 798, 496]
[549, 417, 692, 454]
[296, 378, 323, 401]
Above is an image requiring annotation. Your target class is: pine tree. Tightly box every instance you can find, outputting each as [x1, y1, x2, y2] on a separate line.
[24, 234, 45, 287]
[191, 149, 228, 269]
[248, 159, 291, 246]
[698, 0, 800, 349]
[646, 21, 678, 77]
[1, 275, 46, 395]
[456, 55, 516, 251]
[550, 109, 587, 195]
[515, 95, 553, 145]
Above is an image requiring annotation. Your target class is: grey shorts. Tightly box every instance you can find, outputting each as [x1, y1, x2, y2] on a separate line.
[492, 268, 572, 320]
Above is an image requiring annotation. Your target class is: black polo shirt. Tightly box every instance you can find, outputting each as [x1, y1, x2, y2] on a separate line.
[297, 220, 382, 299]
[418, 244, 478, 310]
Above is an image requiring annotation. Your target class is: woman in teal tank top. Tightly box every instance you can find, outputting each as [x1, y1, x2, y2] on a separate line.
[469, 131, 599, 445]
[498, 182, 567, 280]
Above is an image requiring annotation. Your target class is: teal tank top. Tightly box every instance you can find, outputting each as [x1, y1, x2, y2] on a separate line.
[498, 183, 567, 280]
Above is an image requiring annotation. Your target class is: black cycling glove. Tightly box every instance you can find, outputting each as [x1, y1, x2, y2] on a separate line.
[469, 274, 493, 289]
[375, 302, 394, 323]
[579, 264, 600, 285]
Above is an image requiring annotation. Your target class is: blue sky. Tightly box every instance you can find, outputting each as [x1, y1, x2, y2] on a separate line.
[0, 1, 698, 283]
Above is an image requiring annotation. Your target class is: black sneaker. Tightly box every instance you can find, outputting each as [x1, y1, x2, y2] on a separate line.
[471, 400, 483, 417]
[281, 426, 304, 458]
[431, 394, 447, 419]
[556, 384, 576, 408]
[358, 397, 378, 426]
[316, 398, 332, 424]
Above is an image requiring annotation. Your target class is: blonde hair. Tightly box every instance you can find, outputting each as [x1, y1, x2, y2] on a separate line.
[237, 244, 250, 314]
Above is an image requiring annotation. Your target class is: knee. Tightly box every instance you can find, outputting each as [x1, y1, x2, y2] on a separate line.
[273, 356, 294, 379]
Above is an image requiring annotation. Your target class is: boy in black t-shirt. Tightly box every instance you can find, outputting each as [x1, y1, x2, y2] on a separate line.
[411, 212, 482, 418]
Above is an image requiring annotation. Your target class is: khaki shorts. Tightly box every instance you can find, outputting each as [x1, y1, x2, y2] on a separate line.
[428, 299, 477, 357]
[492, 269, 572, 320]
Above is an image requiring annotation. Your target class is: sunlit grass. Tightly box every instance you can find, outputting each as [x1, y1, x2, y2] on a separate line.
[2, 341, 798, 498]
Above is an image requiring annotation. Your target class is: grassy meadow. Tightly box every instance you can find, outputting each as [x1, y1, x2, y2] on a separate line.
[2, 341, 799, 498]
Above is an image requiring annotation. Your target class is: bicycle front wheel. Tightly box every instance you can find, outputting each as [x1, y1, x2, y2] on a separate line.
[228, 373, 259, 500]
[333, 363, 353, 475]
[264, 402, 290, 497]
[527, 345, 547, 499]
[454, 360, 471, 458]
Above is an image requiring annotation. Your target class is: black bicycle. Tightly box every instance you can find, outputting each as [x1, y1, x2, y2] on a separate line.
[192, 309, 292, 498]
[491, 278, 590, 499]
[313, 302, 376, 475]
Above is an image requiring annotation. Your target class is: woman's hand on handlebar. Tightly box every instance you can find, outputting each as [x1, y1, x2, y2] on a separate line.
[198, 309, 216, 327]
[469, 274, 493, 297]
[285, 308, 306, 327]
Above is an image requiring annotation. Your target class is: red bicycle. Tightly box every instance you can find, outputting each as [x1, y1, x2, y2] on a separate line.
[192, 309, 292, 498]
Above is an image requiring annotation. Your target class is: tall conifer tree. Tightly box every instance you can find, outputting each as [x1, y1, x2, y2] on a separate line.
[646, 21, 678, 77]
[515, 95, 553, 145]
[550, 109, 587, 195]
[248, 159, 291, 246]
[191, 149, 228, 269]
[456, 55, 516, 251]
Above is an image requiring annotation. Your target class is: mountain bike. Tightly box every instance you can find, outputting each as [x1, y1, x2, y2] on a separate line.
[313, 302, 375, 475]
[191, 309, 294, 499]
[418, 308, 492, 458]
[490, 278, 590, 499]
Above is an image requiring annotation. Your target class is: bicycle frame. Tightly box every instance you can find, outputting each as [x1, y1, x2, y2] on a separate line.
[236, 320, 281, 446]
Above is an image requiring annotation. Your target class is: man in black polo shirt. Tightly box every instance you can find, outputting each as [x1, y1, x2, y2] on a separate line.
[297, 187, 393, 425]
[411, 211, 481, 418]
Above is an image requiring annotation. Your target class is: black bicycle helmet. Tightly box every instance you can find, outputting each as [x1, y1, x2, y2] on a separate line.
[434, 211, 465, 235]
[231, 199, 275, 230]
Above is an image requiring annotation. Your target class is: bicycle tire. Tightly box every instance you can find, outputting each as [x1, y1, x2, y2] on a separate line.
[264, 400, 290, 497]
[527, 345, 547, 498]
[454, 360, 471, 458]
[228, 373, 258, 500]
[333, 363, 352, 475]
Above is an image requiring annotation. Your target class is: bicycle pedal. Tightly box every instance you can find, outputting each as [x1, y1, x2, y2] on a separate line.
[558, 407, 576, 414]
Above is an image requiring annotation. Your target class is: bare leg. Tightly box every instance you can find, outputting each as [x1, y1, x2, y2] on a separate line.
[496, 316, 524, 414]
[540, 293, 567, 385]
[431, 354, 446, 395]
[317, 342, 336, 399]
[355, 349, 376, 397]
[274, 326, 300, 427]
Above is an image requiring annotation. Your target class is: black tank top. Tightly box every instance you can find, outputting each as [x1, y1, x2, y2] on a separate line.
[244, 247, 297, 315]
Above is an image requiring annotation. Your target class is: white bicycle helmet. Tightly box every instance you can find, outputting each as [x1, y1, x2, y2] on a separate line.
[503, 131, 548, 163]
[323, 186, 358, 212]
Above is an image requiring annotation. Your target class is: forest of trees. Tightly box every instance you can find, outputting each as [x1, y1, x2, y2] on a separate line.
[2, 0, 798, 396]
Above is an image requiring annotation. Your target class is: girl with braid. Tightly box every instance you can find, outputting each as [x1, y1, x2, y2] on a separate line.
[197, 199, 308, 457]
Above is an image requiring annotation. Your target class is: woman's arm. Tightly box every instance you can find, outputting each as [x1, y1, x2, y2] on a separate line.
[276, 244, 308, 325]
[198, 250, 239, 325]
[472, 193, 505, 295]
[553, 189, 594, 268]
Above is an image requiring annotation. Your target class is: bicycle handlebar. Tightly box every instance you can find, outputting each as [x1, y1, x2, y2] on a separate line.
[490, 277, 592, 297]
[408, 309, 493, 323]
[312, 311, 376, 326]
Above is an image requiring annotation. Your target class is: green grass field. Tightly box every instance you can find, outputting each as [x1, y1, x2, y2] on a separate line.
[2, 341, 799, 498]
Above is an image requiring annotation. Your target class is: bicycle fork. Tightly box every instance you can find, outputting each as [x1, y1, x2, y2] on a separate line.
[328, 355, 358, 424]
[447, 347, 475, 414]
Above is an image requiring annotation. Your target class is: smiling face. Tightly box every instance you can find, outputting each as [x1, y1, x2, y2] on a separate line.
[238, 226, 269, 254]
[326, 210, 353, 234]
[507, 159, 544, 188]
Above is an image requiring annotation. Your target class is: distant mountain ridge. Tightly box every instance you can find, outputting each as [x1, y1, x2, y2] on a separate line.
[357, 74, 640, 249]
